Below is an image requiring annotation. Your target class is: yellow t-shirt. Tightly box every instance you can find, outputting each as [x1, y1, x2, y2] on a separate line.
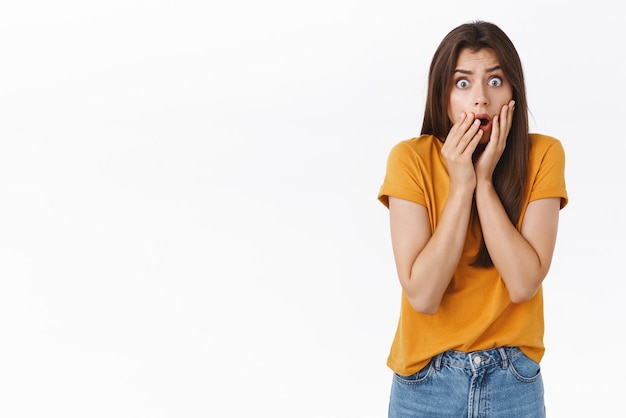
[378, 133, 568, 376]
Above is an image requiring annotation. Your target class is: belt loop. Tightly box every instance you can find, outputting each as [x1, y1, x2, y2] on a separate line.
[433, 353, 443, 371]
[498, 347, 509, 369]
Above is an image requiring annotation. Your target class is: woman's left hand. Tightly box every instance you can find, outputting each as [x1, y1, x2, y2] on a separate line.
[474, 99, 515, 182]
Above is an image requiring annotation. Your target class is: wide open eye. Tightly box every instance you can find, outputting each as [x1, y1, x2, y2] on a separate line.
[455, 79, 470, 89]
[488, 77, 503, 87]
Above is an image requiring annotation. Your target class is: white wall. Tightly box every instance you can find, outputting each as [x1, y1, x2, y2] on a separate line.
[1, 1, 623, 416]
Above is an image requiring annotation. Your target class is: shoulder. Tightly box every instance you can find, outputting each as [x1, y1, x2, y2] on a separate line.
[529, 133, 565, 152]
[529, 133, 566, 162]
[527, 133, 568, 208]
[387, 135, 441, 160]
[379, 135, 442, 208]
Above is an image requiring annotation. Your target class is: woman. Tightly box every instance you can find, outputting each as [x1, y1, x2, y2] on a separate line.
[378, 21, 568, 417]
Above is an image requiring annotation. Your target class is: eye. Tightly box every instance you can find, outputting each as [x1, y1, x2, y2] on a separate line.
[488, 77, 503, 87]
[455, 79, 470, 89]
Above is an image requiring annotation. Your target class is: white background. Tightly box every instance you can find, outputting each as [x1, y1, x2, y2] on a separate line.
[1, 1, 624, 417]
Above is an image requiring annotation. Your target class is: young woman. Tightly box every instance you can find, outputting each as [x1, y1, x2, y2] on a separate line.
[378, 21, 568, 417]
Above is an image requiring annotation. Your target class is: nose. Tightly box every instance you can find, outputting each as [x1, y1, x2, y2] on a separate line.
[474, 96, 488, 106]
[474, 85, 489, 106]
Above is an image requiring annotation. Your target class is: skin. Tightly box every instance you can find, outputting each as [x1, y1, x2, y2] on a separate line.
[389, 48, 561, 314]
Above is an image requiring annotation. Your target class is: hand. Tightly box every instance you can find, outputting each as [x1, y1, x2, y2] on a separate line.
[474, 100, 515, 183]
[441, 112, 483, 191]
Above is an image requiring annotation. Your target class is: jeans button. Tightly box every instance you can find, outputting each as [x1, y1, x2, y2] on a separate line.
[473, 356, 481, 365]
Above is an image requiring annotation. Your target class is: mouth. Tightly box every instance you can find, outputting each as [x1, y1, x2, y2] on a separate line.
[475, 114, 492, 131]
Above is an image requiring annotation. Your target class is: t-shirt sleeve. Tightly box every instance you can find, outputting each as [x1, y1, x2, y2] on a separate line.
[529, 138, 569, 209]
[377, 141, 426, 208]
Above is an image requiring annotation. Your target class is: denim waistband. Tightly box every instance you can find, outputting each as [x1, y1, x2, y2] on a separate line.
[433, 346, 521, 372]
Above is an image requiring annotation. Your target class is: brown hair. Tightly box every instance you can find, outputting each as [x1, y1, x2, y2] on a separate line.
[421, 21, 529, 267]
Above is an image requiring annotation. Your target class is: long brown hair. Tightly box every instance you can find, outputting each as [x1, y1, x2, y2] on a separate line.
[421, 21, 530, 267]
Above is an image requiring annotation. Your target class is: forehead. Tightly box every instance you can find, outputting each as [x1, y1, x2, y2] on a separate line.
[455, 48, 500, 69]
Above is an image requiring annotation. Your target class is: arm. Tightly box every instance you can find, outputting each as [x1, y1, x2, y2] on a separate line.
[474, 189, 560, 303]
[474, 101, 560, 302]
[389, 188, 474, 314]
[388, 113, 483, 314]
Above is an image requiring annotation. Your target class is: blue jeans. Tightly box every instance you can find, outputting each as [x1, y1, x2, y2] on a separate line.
[389, 347, 545, 418]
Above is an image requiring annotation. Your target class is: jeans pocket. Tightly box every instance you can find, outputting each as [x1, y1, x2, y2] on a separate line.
[508, 350, 542, 383]
[393, 360, 435, 386]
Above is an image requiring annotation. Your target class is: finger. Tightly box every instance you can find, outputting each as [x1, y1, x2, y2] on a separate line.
[457, 112, 478, 131]
[461, 119, 481, 148]
[497, 104, 511, 144]
[453, 112, 473, 132]
[445, 113, 466, 143]
[490, 115, 500, 144]
[463, 112, 477, 131]
[448, 113, 479, 149]
[506, 100, 515, 131]
[453, 118, 481, 153]
[464, 127, 483, 155]
[497, 103, 510, 139]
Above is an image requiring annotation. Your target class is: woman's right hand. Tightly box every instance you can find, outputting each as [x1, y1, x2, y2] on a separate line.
[441, 112, 483, 191]
[389, 115, 481, 313]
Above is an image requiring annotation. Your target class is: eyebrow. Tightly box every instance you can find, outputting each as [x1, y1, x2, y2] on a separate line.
[454, 65, 502, 75]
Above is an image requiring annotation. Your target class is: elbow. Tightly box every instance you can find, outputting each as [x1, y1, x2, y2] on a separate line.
[503, 268, 547, 304]
[509, 291, 536, 304]
[407, 296, 440, 315]
[507, 282, 542, 304]
[399, 273, 445, 315]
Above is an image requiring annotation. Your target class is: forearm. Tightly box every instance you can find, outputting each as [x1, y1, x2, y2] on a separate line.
[405, 188, 474, 313]
[474, 181, 544, 302]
